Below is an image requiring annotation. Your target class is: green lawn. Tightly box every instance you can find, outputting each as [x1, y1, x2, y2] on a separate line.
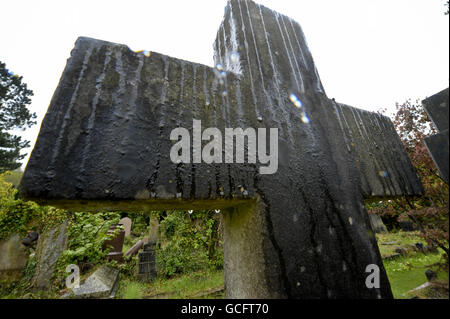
[117, 231, 448, 299]
[118, 269, 224, 299]
[376, 231, 448, 299]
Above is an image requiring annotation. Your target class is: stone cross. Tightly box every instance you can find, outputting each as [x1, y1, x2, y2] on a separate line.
[20, 0, 423, 298]
[423, 88, 449, 184]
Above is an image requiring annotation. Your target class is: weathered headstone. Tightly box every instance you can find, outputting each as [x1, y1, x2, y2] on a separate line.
[32, 220, 69, 290]
[368, 214, 387, 233]
[137, 243, 157, 283]
[20, 0, 423, 298]
[119, 217, 132, 237]
[66, 265, 120, 299]
[148, 216, 160, 245]
[423, 88, 449, 184]
[103, 224, 125, 262]
[0, 234, 29, 280]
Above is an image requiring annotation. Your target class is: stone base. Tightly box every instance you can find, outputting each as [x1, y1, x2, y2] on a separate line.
[64, 266, 120, 299]
[137, 243, 157, 282]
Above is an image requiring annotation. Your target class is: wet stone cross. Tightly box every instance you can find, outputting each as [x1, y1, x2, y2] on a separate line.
[20, 0, 423, 298]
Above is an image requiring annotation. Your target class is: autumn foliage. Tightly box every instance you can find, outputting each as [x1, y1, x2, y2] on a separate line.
[370, 99, 449, 265]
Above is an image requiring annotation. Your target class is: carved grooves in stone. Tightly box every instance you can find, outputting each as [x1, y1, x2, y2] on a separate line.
[254, 175, 291, 298]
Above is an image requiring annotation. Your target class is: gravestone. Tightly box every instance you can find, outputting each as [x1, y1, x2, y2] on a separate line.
[368, 214, 387, 233]
[0, 234, 29, 280]
[103, 224, 125, 262]
[423, 88, 449, 184]
[137, 242, 157, 283]
[119, 217, 132, 237]
[148, 216, 160, 244]
[19, 0, 423, 298]
[66, 265, 120, 299]
[32, 220, 69, 290]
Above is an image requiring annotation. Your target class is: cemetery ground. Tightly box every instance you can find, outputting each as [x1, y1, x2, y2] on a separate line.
[0, 175, 448, 300]
[0, 171, 448, 299]
[115, 230, 449, 300]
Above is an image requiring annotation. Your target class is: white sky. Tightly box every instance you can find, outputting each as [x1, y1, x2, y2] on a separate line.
[1, 0, 449, 169]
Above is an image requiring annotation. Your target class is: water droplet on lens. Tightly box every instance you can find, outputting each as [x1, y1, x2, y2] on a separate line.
[301, 112, 310, 124]
[136, 50, 151, 57]
[378, 171, 389, 178]
[289, 93, 302, 108]
[230, 52, 239, 63]
[216, 63, 224, 72]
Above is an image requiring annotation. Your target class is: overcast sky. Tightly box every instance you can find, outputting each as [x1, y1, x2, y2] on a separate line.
[1, 0, 449, 169]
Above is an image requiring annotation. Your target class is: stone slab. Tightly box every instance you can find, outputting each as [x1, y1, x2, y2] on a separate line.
[425, 130, 449, 184]
[0, 234, 29, 280]
[32, 220, 68, 290]
[423, 88, 449, 132]
[119, 217, 132, 237]
[69, 265, 120, 299]
[368, 214, 387, 233]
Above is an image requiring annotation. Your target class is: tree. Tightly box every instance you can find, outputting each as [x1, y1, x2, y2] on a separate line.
[370, 100, 449, 266]
[0, 61, 36, 173]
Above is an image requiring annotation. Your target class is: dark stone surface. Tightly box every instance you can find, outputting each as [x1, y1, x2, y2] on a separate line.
[19, 0, 424, 298]
[423, 88, 449, 132]
[399, 221, 418, 232]
[425, 269, 437, 282]
[425, 130, 449, 184]
[138, 243, 157, 282]
[415, 242, 425, 253]
[103, 224, 125, 263]
[423, 88, 449, 184]
[22, 231, 39, 247]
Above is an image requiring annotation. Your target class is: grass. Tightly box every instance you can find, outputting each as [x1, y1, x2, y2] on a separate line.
[376, 230, 427, 257]
[116, 231, 449, 299]
[383, 253, 447, 298]
[376, 230, 448, 299]
[120, 281, 146, 299]
[117, 269, 224, 299]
